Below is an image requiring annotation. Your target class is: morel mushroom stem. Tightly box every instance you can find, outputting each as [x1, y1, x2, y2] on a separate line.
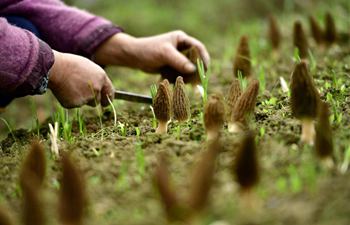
[300, 118, 315, 145]
[156, 121, 169, 134]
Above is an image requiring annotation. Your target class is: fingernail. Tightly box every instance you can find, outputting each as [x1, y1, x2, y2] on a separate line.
[184, 63, 196, 73]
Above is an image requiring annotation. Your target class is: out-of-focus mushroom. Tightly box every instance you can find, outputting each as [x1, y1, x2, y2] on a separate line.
[226, 78, 242, 120]
[267, 15, 281, 51]
[309, 16, 324, 45]
[204, 94, 225, 140]
[324, 12, 337, 45]
[233, 36, 252, 78]
[293, 21, 309, 59]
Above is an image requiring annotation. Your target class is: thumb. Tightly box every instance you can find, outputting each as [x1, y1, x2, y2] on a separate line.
[165, 46, 196, 74]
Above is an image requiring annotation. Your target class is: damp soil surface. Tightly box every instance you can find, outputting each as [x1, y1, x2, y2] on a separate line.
[1, 18, 350, 225]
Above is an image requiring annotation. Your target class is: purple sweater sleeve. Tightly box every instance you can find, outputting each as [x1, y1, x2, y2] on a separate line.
[0, 18, 54, 101]
[0, 0, 123, 58]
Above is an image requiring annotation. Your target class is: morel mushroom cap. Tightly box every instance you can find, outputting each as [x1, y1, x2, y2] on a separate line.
[154, 154, 183, 221]
[233, 35, 252, 78]
[20, 141, 46, 189]
[59, 153, 86, 225]
[0, 206, 14, 225]
[173, 76, 191, 122]
[268, 15, 281, 50]
[234, 131, 259, 191]
[188, 137, 221, 212]
[293, 21, 309, 59]
[290, 61, 320, 120]
[160, 47, 206, 85]
[231, 79, 259, 124]
[226, 78, 242, 119]
[153, 81, 172, 123]
[324, 12, 337, 45]
[21, 176, 45, 225]
[204, 94, 225, 139]
[309, 16, 324, 45]
[315, 101, 333, 159]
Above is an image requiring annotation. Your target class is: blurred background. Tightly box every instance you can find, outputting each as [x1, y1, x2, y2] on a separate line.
[0, 0, 349, 139]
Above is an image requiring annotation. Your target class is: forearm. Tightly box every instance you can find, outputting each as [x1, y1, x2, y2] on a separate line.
[0, 18, 54, 104]
[0, 0, 122, 58]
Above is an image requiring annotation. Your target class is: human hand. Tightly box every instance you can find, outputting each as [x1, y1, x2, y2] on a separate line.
[48, 51, 114, 108]
[94, 31, 210, 74]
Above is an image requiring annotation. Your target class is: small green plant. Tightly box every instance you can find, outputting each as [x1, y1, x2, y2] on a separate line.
[55, 105, 73, 142]
[197, 59, 209, 104]
[75, 109, 86, 136]
[308, 49, 317, 73]
[293, 47, 301, 63]
[117, 121, 127, 136]
[0, 117, 16, 142]
[116, 161, 129, 191]
[135, 127, 141, 137]
[107, 95, 117, 127]
[258, 67, 266, 93]
[262, 96, 278, 106]
[237, 71, 248, 91]
[150, 84, 158, 104]
[340, 146, 350, 174]
[135, 142, 145, 182]
[259, 126, 265, 138]
[149, 106, 157, 129]
[287, 165, 302, 193]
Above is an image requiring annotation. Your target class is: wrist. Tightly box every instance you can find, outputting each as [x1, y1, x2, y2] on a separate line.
[48, 50, 64, 90]
[94, 33, 138, 66]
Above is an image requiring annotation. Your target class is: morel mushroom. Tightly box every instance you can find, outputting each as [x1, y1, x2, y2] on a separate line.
[173, 76, 191, 122]
[0, 206, 14, 225]
[229, 79, 259, 133]
[315, 101, 334, 168]
[309, 16, 324, 45]
[204, 94, 225, 140]
[233, 131, 260, 210]
[233, 36, 252, 78]
[161, 47, 206, 85]
[290, 61, 320, 145]
[59, 153, 86, 225]
[324, 12, 337, 45]
[19, 142, 46, 225]
[19, 141, 46, 189]
[154, 154, 184, 222]
[153, 80, 172, 134]
[267, 15, 281, 51]
[188, 137, 221, 213]
[226, 78, 242, 120]
[293, 21, 309, 59]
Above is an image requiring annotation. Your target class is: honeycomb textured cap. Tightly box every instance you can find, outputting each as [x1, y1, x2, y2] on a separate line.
[226, 78, 242, 119]
[268, 15, 281, 49]
[173, 76, 190, 122]
[290, 61, 320, 119]
[204, 94, 225, 132]
[233, 35, 251, 78]
[232, 79, 259, 123]
[234, 131, 259, 190]
[153, 81, 172, 122]
[315, 101, 333, 159]
[324, 12, 337, 45]
[293, 21, 309, 59]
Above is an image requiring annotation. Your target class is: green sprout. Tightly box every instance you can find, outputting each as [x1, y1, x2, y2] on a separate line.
[54, 105, 73, 143]
[0, 117, 16, 142]
[149, 106, 157, 129]
[117, 121, 127, 136]
[340, 146, 350, 174]
[293, 47, 301, 63]
[258, 67, 266, 93]
[237, 71, 248, 91]
[197, 59, 209, 105]
[135, 142, 145, 182]
[150, 84, 158, 104]
[116, 161, 129, 191]
[259, 126, 265, 138]
[75, 109, 86, 136]
[308, 49, 317, 73]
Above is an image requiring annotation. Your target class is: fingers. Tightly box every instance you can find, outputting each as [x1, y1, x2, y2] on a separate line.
[164, 44, 196, 74]
[172, 31, 211, 68]
[100, 76, 115, 107]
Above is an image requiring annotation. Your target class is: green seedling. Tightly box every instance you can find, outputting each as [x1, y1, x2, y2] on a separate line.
[308, 50, 317, 73]
[197, 59, 209, 105]
[293, 47, 301, 63]
[0, 117, 16, 142]
[30, 99, 40, 136]
[149, 106, 157, 129]
[258, 67, 266, 93]
[150, 84, 158, 104]
[340, 146, 350, 174]
[135, 127, 141, 137]
[287, 165, 302, 193]
[117, 121, 126, 136]
[116, 161, 129, 192]
[75, 109, 86, 136]
[259, 127, 265, 138]
[135, 142, 145, 182]
[262, 96, 277, 106]
[107, 95, 117, 127]
[237, 71, 248, 91]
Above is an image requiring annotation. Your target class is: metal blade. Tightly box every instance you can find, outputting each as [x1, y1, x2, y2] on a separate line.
[114, 90, 153, 104]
